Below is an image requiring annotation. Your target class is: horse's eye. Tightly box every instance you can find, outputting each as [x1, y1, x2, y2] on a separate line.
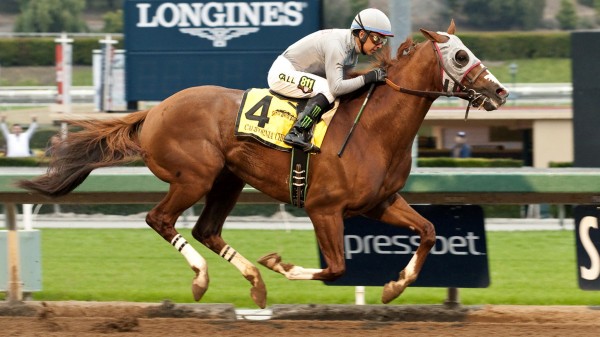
[454, 51, 469, 67]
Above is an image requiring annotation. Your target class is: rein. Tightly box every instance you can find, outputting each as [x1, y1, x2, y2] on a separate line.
[384, 41, 485, 120]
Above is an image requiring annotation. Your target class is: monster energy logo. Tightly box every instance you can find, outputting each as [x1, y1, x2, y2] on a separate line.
[309, 105, 322, 118]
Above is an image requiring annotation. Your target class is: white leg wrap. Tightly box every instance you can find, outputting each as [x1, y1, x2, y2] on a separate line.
[171, 234, 206, 270]
[283, 266, 324, 280]
[402, 252, 418, 281]
[171, 234, 209, 301]
[220, 245, 255, 274]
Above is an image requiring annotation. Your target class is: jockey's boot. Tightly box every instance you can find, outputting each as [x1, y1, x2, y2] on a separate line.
[284, 93, 330, 153]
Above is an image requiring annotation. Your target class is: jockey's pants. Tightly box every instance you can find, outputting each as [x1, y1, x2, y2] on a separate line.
[267, 56, 335, 103]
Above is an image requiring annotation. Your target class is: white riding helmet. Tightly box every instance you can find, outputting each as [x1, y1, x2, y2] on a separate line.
[350, 8, 394, 37]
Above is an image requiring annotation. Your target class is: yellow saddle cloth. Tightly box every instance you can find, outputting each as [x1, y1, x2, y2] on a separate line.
[235, 88, 336, 152]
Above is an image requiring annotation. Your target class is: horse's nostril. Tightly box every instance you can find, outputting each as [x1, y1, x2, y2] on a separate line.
[497, 88, 509, 97]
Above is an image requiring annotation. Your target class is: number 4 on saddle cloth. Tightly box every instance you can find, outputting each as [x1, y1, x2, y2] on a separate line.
[235, 88, 338, 152]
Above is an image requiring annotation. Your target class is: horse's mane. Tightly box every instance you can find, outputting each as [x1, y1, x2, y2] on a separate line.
[353, 37, 417, 74]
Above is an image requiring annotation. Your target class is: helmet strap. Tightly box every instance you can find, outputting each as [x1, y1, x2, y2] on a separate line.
[353, 13, 369, 55]
[359, 32, 369, 55]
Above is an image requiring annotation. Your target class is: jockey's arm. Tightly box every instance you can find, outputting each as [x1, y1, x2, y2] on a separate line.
[324, 43, 364, 98]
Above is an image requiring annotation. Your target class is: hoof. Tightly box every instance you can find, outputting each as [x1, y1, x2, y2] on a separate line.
[258, 252, 281, 270]
[192, 283, 208, 302]
[381, 280, 405, 304]
[246, 267, 268, 308]
[191, 273, 209, 301]
[251, 283, 267, 309]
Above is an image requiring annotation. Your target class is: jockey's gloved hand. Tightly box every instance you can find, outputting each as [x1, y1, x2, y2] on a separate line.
[363, 68, 387, 84]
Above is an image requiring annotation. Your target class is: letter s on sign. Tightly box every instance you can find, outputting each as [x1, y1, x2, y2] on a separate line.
[580, 216, 600, 281]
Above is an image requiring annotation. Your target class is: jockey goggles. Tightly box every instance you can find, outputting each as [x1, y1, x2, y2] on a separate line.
[369, 33, 387, 46]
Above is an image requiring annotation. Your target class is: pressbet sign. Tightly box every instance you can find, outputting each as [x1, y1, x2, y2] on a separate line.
[319, 205, 490, 288]
[124, 0, 320, 101]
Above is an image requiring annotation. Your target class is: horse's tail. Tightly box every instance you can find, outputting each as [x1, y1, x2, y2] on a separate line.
[18, 110, 149, 197]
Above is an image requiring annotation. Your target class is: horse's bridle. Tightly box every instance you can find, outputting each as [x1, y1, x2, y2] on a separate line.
[384, 40, 487, 120]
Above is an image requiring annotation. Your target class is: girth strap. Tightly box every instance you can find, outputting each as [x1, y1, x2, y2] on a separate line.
[290, 148, 309, 208]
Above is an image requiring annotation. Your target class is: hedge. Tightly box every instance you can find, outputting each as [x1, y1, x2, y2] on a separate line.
[0, 32, 569, 66]
[549, 161, 573, 167]
[0, 37, 124, 66]
[412, 31, 570, 60]
[454, 31, 571, 60]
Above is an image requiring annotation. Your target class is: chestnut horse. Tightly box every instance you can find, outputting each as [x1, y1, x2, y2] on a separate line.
[20, 22, 508, 308]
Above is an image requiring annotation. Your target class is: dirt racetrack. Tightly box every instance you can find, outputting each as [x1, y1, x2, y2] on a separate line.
[1, 301, 599, 336]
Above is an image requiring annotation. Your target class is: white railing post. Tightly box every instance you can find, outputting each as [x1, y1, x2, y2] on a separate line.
[355, 286, 365, 305]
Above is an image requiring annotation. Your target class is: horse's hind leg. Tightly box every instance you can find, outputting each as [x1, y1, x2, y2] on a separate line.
[191, 169, 267, 308]
[146, 182, 213, 302]
[366, 194, 436, 304]
[258, 211, 342, 281]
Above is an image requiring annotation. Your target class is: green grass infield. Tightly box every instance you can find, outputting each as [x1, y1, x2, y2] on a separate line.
[2, 228, 598, 307]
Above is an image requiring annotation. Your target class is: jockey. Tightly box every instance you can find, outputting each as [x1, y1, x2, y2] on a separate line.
[267, 8, 393, 153]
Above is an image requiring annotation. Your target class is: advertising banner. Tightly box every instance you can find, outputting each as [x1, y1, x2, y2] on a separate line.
[575, 205, 600, 290]
[319, 205, 490, 288]
[124, 0, 321, 102]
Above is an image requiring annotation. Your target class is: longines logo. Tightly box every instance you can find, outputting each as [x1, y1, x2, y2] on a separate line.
[136, 1, 308, 47]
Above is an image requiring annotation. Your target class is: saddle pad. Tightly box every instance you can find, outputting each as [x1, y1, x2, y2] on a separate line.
[235, 88, 336, 152]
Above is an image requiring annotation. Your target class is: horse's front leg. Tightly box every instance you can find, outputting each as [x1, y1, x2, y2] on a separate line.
[258, 212, 345, 281]
[366, 193, 436, 303]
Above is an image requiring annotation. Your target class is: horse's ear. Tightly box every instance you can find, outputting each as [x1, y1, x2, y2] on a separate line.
[420, 29, 450, 43]
[447, 19, 456, 35]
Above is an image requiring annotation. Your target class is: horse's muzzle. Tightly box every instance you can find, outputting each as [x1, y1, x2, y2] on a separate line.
[480, 86, 509, 111]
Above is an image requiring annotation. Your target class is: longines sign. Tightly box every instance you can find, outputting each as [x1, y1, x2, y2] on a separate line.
[124, 0, 320, 101]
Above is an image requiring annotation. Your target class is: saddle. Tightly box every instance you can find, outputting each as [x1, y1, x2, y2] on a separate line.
[235, 88, 338, 207]
[235, 88, 336, 152]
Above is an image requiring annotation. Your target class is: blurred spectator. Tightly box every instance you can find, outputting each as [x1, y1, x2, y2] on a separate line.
[452, 131, 472, 158]
[0, 115, 38, 157]
[45, 134, 62, 157]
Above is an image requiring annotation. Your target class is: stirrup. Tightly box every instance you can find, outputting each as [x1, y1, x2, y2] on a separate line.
[284, 133, 321, 153]
[300, 143, 320, 153]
